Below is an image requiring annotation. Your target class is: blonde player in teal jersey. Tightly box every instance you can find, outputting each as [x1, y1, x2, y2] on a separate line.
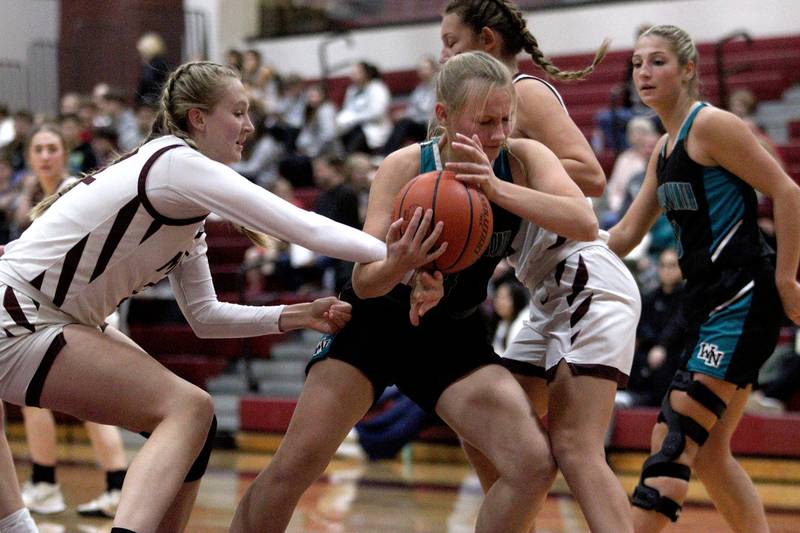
[441, 3, 640, 532]
[609, 25, 800, 533]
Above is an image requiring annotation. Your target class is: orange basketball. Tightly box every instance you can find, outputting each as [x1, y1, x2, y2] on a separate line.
[392, 170, 493, 274]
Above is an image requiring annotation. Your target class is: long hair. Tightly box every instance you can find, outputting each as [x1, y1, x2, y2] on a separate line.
[444, 0, 608, 81]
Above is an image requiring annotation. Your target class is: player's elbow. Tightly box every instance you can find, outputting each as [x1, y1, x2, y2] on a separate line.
[583, 177, 606, 198]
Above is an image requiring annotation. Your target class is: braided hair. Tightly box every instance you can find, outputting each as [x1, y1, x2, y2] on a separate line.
[444, 0, 609, 81]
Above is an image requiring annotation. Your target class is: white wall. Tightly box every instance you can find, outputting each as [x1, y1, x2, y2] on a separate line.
[222, 0, 800, 78]
[0, 0, 59, 63]
[184, 0, 258, 62]
[0, 0, 59, 111]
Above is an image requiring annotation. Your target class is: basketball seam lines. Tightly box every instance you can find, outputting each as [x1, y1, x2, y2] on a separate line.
[447, 183, 474, 272]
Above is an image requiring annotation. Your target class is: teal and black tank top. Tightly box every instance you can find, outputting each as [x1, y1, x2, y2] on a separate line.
[656, 102, 772, 280]
[416, 138, 522, 317]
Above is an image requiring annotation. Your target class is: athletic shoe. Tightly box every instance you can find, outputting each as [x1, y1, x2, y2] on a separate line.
[21, 481, 66, 514]
[76, 489, 121, 518]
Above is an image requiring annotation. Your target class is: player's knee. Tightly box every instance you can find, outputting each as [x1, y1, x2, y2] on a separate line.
[549, 428, 602, 471]
[631, 370, 728, 522]
[503, 445, 557, 489]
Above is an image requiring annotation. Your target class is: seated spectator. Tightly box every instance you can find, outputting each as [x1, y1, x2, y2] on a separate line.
[230, 98, 283, 187]
[295, 83, 341, 159]
[728, 88, 785, 166]
[97, 88, 139, 151]
[0, 153, 16, 243]
[0, 104, 14, 148]
[344, 152, 375, 224]
[241, 49, 281, 108]
[306, 155, 361, 292]
[383, 56, 437, 154]
[242, 178, 305, 293]
[78, 98, 99, 136]
[490, 279, 529, 356]
[268, 74, 306, 152]
[336, 61, 391, 154]
[4, 110, 34, 174]
[90, 126, 120, 168]
[749, 325, 800, 413]
[134, 103, 158, 146]
[59, 92, 82, 116]
[622, 248, 685, 407]
[598, 117, 658, 228]
[59, 113, 98, 175]
[225, 48, 244, 76]
[13, 124, 73, 235]
[591, 23, 657, 153]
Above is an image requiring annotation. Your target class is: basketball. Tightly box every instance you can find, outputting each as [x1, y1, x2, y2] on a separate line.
[392, 170, 493, 274]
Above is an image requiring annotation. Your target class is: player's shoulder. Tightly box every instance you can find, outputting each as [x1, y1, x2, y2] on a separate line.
[382, 143, 422, 173]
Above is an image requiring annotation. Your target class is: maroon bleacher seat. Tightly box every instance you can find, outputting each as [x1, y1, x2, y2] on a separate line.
[778, 142, 800, 166]
[789, 120, 800, 141]
[128, 323, 284, 359]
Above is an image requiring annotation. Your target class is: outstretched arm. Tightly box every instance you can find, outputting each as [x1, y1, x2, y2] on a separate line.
[170, 239, 354, 337]
[155, 149, 386, 264]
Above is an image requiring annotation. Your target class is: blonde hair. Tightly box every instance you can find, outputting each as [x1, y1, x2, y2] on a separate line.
[444, 0, 609, 81]
[639, 25, 701, 99]
[137, 32, 166, 60]
[432, 51, 517, 143]
[35, 61, 271, 247]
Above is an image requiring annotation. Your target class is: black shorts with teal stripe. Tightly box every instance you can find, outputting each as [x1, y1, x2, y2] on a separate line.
[307, 284, 502, 412]
[680, 258, 782, 386]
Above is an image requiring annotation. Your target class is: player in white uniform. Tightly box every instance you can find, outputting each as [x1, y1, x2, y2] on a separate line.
[441, 2, 640, 531]
[0, 61, 438, 533]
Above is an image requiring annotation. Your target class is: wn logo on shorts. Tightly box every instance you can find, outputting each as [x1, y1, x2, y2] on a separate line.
[698, 342, 725, 368]
[313, 334, 333, 358]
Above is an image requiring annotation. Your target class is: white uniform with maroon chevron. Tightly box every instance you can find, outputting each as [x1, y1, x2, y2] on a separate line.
[0, 135, 385, 405]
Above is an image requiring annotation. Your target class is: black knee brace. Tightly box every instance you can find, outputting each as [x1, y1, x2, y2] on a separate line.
[185, 415, 217, 482]
[631, 371, 727, 522]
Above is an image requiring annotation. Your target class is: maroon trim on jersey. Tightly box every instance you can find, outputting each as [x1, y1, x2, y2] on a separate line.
[90, 196, 142, 282]
[137, 144, 208, 226]
[53, 234, 89, 307]
[566, 255, 588, 306]
[29, 272, 45, 291]
[3, 286, 35, 333]
[547, 236, 567, 250]
[545, 362, 629, 388]
[139, 219, 163, 244]
[25, 332, 67, 407]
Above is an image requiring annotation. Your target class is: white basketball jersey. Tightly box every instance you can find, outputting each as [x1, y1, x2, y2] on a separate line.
[0, 136, 206, 325]
[509, 74, 606, 288]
